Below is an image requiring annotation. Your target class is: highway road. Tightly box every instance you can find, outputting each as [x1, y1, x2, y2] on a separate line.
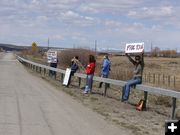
[0, 53, 131, 135]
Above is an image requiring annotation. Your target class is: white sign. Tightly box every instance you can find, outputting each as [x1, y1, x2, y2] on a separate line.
[47, 50, 57, 63]
[125, 42, 144, 53]
[63, 68, 71, 86]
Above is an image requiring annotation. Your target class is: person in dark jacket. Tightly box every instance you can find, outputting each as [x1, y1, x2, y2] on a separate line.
[99, 55, 111, 88]
[49, 58, 58, 78]
[67, 56, 79, 87]
[122, 53, 144, 102]
[83, 55, 96, 94]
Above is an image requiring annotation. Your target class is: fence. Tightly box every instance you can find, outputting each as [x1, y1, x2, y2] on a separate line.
[143, 73, 180, 89]
[17, 56, 180, 119]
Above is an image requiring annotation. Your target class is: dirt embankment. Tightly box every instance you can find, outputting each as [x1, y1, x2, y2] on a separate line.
[26, 68, 177, 135]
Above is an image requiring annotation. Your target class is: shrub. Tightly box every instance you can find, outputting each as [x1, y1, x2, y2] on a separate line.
[58, 48, 95, 70]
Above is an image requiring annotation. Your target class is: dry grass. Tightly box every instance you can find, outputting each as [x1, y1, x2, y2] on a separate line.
[106, 56, 180, 90]
[58, 48, 95, 70]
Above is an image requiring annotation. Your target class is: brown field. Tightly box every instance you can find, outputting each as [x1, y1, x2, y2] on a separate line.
[107, 56, 180, 91]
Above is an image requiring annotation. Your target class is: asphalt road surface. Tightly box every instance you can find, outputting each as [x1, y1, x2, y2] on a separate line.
[0, 53, 131, 135]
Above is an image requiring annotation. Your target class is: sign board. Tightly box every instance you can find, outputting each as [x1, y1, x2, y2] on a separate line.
[47, 50, 57, 63]
[63, 68, 71, 86]
[125, 42, 144, 53]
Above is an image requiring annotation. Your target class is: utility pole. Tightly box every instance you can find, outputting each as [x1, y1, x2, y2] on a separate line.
[95, 40, 97, 55]
[48, 38, 50, 50]
[151, 41, 153, 52]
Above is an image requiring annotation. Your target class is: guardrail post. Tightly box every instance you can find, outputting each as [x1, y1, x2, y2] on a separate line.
[104, 83, 108, 96]
[44, 68, 46, 76]
[168, 76, 171, 87]
[163, 74, 165, 84]
[54, 72, 57, 80]
[148, 72, 151, 83]
[171, 97, 176, 119]
[143, 91, 148, 110]
[158, 74, 160, 84]
[173, 76, 176, 88]
[48, 69, 50, 77]
[40, 67, 42, 74]
[144, 74, 147, 82]
[153, 74, 155, 84]
[78, 77, 81, 88]
[61, 73, 64, 83]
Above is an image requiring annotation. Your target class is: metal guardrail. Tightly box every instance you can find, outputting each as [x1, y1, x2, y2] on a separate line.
[17, 56, 180, 119]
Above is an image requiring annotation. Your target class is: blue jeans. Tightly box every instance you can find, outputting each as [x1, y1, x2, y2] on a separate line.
[84, 74, 94, 92]
[122, 78, 142, 101]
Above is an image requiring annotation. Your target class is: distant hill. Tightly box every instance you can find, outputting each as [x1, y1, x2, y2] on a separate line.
[0, 43, 29, 51]
[0, 43, 68, 51]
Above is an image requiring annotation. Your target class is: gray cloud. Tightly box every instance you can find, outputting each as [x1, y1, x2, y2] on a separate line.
[0, 0, 179, 49]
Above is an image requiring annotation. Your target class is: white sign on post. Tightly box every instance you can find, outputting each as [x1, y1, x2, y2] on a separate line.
[125, 42, 144, 53]
[63, 68, 71, 86]
[47, 50, 57, 63]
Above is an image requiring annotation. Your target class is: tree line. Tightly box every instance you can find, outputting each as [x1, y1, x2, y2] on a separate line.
[150, 47, 178, 57]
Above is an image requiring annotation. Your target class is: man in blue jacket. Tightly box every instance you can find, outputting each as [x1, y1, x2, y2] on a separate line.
[99, 55, 111, 88]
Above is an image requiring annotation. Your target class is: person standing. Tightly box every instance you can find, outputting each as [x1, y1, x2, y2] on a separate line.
[50, 58, 58, 78]
[47, 50, 58, 78]
[99, 55, 111, 88]
[83, 55, 96, 94]
[67, 56, 79, 87]
[122, 53, 144, 102]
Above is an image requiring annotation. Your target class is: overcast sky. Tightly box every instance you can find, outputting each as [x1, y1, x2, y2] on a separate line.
[0, 0, 180, 51]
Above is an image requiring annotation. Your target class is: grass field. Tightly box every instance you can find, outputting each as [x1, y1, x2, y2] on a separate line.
[107, 56, 180, 90]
